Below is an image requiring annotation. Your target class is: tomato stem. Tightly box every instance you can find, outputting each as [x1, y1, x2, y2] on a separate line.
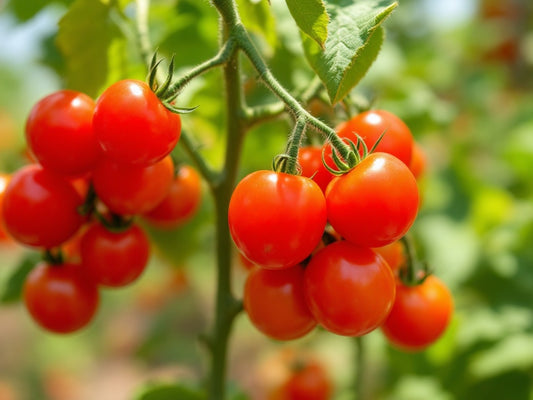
[399, 234, 430, 286]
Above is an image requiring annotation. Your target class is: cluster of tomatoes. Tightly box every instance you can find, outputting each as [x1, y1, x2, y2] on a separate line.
[0, 79, 201, 334]
[232, 110, 453, 351]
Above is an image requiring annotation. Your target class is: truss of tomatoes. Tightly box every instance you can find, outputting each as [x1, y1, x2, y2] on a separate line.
[232, 110, 453, 351]
[1, 80, 202, 334]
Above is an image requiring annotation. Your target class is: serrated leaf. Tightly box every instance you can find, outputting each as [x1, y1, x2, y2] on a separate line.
[285, 0, 329, 47]
[237, 0, 277, 50]
[56, 0, 124, 97]
[302, 0, 397, 104]
[135, 383, 205, 400]
[1, 253, 40, 304]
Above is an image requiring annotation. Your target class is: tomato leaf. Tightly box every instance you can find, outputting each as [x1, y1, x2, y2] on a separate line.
[56, 0, 124, 97]
[285, 0, 329, 48]
[0, 252, 40, 304]
[302, 0, 397, 104]
[134, 383, 205, 400]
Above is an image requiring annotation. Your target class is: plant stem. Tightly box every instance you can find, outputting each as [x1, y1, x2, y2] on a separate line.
[355, 336, 366, 400]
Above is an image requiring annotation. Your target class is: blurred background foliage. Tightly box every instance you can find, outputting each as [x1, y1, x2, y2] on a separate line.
[1, 0, 533, 399]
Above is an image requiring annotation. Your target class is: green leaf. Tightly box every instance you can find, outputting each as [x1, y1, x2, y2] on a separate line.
[1, 252, 40, 304]
[237, 0, 277, 50]
[135, 383, 205, 400]
[285, 0, 329, 47]
[302, 0, 397, 104]
[56, 0, 124, 97]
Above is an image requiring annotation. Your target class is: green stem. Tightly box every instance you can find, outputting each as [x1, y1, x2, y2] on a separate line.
[242, 102, 286, 128]
[283, 118, 307, 175]
[355, 336, 366, 400]
[134, 0, 155, 73]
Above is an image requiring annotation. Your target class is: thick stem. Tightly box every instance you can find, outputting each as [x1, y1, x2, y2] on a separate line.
[354, 336, 366, 400]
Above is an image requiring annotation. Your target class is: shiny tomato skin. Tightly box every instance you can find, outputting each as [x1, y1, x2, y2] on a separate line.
[409, 142, 427, 180]
[23, 262, 99, 334]
[326, 152, 419, 248]
[244, 264, 316, 340]
[304, 241, 395, 336]
[2, 165, 85, 248]
[93, 80, 181, 166]
[297, 146, 334, 193]
[80, 222, 150, 287]
[25, 90, 100, 176]
[282, 361, 333, 400]
[336, 110, 414, 166]
[143, 164, 202, 228]
[373, 241, 406, 274]
[381, 275, 453, 351]
[92, 155, 174, 215]
[228, 170, 327, 269]
[0, 173, 12, 241]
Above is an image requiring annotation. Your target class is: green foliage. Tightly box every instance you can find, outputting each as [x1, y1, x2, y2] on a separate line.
[0, 252, 40, 304]
[135, 383, 205, 400]
[285, 0, 329, 47]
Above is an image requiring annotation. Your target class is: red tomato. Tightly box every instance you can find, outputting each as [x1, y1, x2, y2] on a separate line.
[381, 275, 453, 351]
[23, 262, 99, 334]
[244, 264, 316, 340]
[297, 146, 334, 193]
[281, 361, 333, 400]
[326, 152, 419, 248]
[2, 165, 85, 248]
[25, 90, 100, 176]
[92, 155, 174, 215]
[304, 241, 395, 336]
[373, 241, 406, 274]
[80, 222, 150, 287]
[336, 110, 414, 166]
[0, 173, 12, 241]
[409, 142, 427, 180]
[143, 164, 202, 228]
[228, 170, 327, 269]
[93, 79, 181, 166]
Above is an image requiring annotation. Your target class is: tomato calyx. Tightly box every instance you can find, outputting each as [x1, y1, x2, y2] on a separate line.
[77, 184, 97, 218]
[398, 234, 431, 286]
[43, 248, 65, 266]
[95, 211, 134, 233]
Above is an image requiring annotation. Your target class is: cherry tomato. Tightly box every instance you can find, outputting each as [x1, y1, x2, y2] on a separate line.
[280, 360, 332, 400]
[373, 241, 406, 274]
[244, 264, 316, 340]
[2, 165, 85, 248]
[326, 152, 419, 248]
[143, 164, 202, 228]
[228, 170, 327, 269]
[304, 241, 395, 336]
[23, 261, 99, 334]
[80, 221, 150, 287]
[92, 155, 174, 215]
[381, 275, 453, 351]
[93, 79, 181, 166]
[0, 173, 12, 241]
[408, 142, 427, 180]
[297, 146, 334, 193]
[336, 110, 414, 166]
[25, 90, 100, 176]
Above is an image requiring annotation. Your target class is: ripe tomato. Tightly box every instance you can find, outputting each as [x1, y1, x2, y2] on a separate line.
[23, 261, 99, 334]
[381, 275, 453, 351]
[304, 241, 395, 336]
[336, 110, 414, 166]
[0, 173, 12, 241]
[326, 152, 419, 248]
[373, 240, 406, 274]
[228, 170, 327, 269]
[25, 90, 100, 176]
[409, 142, 427, 180]
[92, 155, 174, 215]
[2, 165, 85, 248]
[143, 164, 202, 228]
[280, 360, 332, 400]
[80, 221, 150, 287]
[297, 146, 334, 193]
[93, 79, 181, 166]
[244, 264, 316, 340]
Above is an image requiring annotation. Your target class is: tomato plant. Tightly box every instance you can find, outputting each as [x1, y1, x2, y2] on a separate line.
[297, 145, 334, 193]
[276, 360, 333, 400]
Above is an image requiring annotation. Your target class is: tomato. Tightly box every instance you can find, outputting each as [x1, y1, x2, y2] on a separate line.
[143, 164, 202, 228]
[381, 275, 453, 351]
[92, 155, 174, 215]
[297, 146, 334, 193]
[373, 241, 406, 274]
[336, 110, 414, 166]
[25, 90, 100, 176]
[409, 142, 427, 180]
[244, 264, 316, 340]
[80, 221, 150, 287]
[228, 170, 327, 269]
[280, 361, 332, 400]
[23, 261, 99, 334]
[93, 79, 181, 166]
[2, 165, 85, 248]
[304, 241, 395, 336]
[0, 173, 12, 241]
[326, 152, 419, 248]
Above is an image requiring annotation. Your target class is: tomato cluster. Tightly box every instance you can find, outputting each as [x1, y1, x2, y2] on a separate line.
[234, 110, 452, 351]
[1, 81, 201, 334]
